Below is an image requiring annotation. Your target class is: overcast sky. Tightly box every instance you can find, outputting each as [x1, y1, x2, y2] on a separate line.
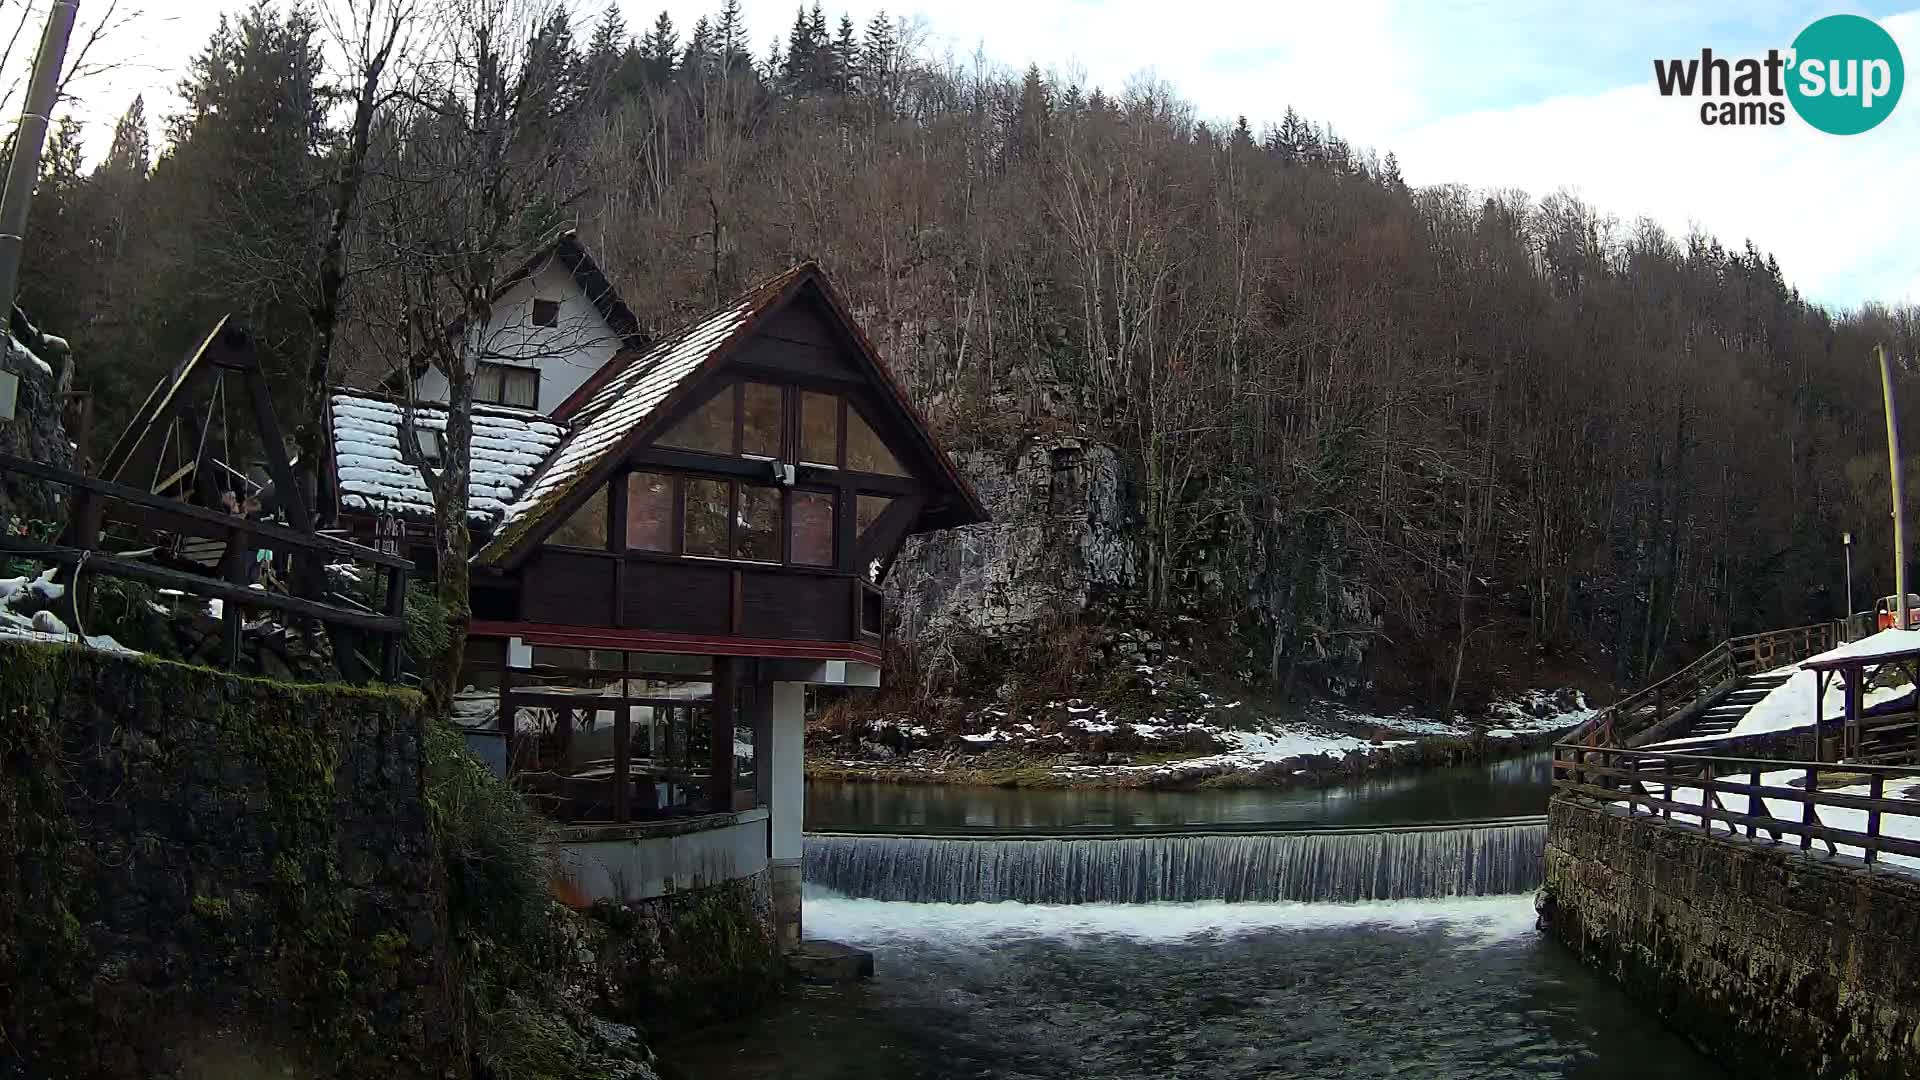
[15, 0, 1920, 310]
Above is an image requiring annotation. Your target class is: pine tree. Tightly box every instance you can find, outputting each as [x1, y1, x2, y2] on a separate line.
[1010, 63, 1049, 162]
[1275, 106, 1309, 163]
[102, 96, 152, 179]
[1229, 114, 1254, 156]
[682, 16, 714, 83]
[833, 14, 858, 94]
[640, 11, 678, 84]
[859, 10, 895, 92]
[781, 5, 816, 88]
[584, 2, 628, 100]
[716, 0, 750, 70]
[1382, 151, 1404, 188]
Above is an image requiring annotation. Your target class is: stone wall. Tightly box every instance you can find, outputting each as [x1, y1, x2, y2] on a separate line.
[590, 871, 784, 1031]
[889, 436, 1138, 641]
[0, 641, 453, 1079]
[1545, 799, 1920, 1080]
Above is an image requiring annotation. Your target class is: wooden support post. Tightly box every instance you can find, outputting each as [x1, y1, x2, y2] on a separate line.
[1748, 765, 1761, 839]
[219, 526, 247, 668]
[613, 705, 630, 824]
[709, 656, 736, 813]
[380, 564, 405, 680]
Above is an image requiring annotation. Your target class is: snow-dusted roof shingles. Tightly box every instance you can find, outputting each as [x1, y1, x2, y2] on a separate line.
[473, 266, 809, 563]
[331, 393, 565, 523]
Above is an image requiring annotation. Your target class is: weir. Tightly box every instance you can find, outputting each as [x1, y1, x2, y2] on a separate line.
[803, 817, 1546, 904]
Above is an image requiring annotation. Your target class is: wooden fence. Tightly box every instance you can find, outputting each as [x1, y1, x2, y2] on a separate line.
[0, 450, 411, 680]
[1568, 622, 1843, 749]
[1553, 743, 1920, 866]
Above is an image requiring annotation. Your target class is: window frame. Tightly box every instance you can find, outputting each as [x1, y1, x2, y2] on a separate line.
[531, 298, 561, 328]
[475, 360, 540, 410]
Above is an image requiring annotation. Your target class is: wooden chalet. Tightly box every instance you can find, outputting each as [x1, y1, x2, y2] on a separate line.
[326, 238, 986, 943]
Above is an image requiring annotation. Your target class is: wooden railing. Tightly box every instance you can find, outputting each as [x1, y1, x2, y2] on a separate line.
[1553, 743, 1920, 866]
[0, 451, 411, 681]
[1568, 621, 1842, 749]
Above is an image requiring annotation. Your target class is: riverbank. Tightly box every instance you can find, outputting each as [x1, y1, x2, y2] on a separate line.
[807, 690, 1594, 791]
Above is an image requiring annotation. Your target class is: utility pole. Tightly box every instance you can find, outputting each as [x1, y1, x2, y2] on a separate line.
[0, 0, 81, 319]
[1880, 344, 1908, 630]
[1843, 530, 1855, 639]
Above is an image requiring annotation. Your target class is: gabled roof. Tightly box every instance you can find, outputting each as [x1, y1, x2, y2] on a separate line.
[473, 262, 988, 567]
[498, 229, 644, 346]
[384, 230, 644, 394]
[330, 392, 565, 523]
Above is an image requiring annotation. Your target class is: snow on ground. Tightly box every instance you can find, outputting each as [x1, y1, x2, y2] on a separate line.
[1321, 690, 1595, 741]
[1626, 769, 1920, 874]
[0, 621, 138, 654]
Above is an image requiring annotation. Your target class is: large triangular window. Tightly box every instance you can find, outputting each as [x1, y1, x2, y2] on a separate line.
[657, 389, 733, 454]
[846, 407, 908, 476]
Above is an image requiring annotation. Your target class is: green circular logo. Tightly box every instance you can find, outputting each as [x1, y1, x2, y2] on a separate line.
[1788, 14, 1904, 135]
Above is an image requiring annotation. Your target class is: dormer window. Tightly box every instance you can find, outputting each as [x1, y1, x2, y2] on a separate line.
[413, 427, 445, 465]
[475, 361, 538, 409]
[531, 298, 561, 328]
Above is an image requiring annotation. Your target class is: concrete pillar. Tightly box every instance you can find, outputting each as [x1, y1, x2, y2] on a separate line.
[768, 680, 805, 950]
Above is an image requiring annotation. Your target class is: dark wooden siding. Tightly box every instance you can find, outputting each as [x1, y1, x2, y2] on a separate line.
[732, 333, 860, 383]
[739, 570, 850, 640]
[521, 550, 616, 625]
[622, 559, 731, 635]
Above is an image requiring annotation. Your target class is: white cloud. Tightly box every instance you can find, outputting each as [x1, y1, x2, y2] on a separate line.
[1389, 10, 1920, 308]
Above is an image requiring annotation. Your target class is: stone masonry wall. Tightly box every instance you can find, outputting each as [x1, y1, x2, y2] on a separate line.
[1545, 798, 1920, 1080]
[0, 641, 453, 1080]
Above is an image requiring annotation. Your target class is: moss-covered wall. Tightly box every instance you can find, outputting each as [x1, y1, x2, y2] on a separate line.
[0, 640, 454, 1079]
[591, 871, 784, 1031]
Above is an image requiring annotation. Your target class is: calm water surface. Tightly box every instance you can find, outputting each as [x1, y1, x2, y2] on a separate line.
[806, 753, 1554, 831]
[663, 892, 1715, 1079]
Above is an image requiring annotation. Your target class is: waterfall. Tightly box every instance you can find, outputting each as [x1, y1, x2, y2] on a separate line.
[803, 822, 1546, 904]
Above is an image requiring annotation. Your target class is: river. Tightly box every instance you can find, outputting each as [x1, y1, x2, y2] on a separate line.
[661, 755, 1718, 1078]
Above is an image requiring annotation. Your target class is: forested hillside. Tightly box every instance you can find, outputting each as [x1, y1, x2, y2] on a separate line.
[16, 0, 1920, 707]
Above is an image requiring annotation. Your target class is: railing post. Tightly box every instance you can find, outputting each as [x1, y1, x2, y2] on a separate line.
[1867, 773, 1885, 866]
[1748, 765, 1761, 839]
[1802, 766, 1817, 851]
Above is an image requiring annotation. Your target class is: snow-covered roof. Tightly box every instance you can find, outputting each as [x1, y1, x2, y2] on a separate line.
[330, 393, 565, 522]
[475, 264, 811, 561]
[1801, 628, 1920, 668]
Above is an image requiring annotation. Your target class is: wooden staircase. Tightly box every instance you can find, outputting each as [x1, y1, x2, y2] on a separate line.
[1567, 623, 1843, 750]
[1685, 670, 1795, 740]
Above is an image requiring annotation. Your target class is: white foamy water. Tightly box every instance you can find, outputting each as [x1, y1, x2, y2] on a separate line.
[804, 890, 1540, 948]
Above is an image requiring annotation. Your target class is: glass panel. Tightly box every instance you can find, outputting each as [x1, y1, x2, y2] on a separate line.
[658, 387, 734, 454]
[549, 485, 609, 548]
[737, 485, 781, 561]
[857, 494, 894, 540]
[475, 362, 504, 403]
[801, 391, 839, 466]
[628, 653, 713, 676]
[625, 471, 673, 551]
[503, 367, 539, 409]
[590, 649, 626, 672]
[743, 383, 783, 457]
[530, 645, 591, 670]
[791, 491, 835, 566]
[684, 478, 730, 556]
[846, 408, 908, 476]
